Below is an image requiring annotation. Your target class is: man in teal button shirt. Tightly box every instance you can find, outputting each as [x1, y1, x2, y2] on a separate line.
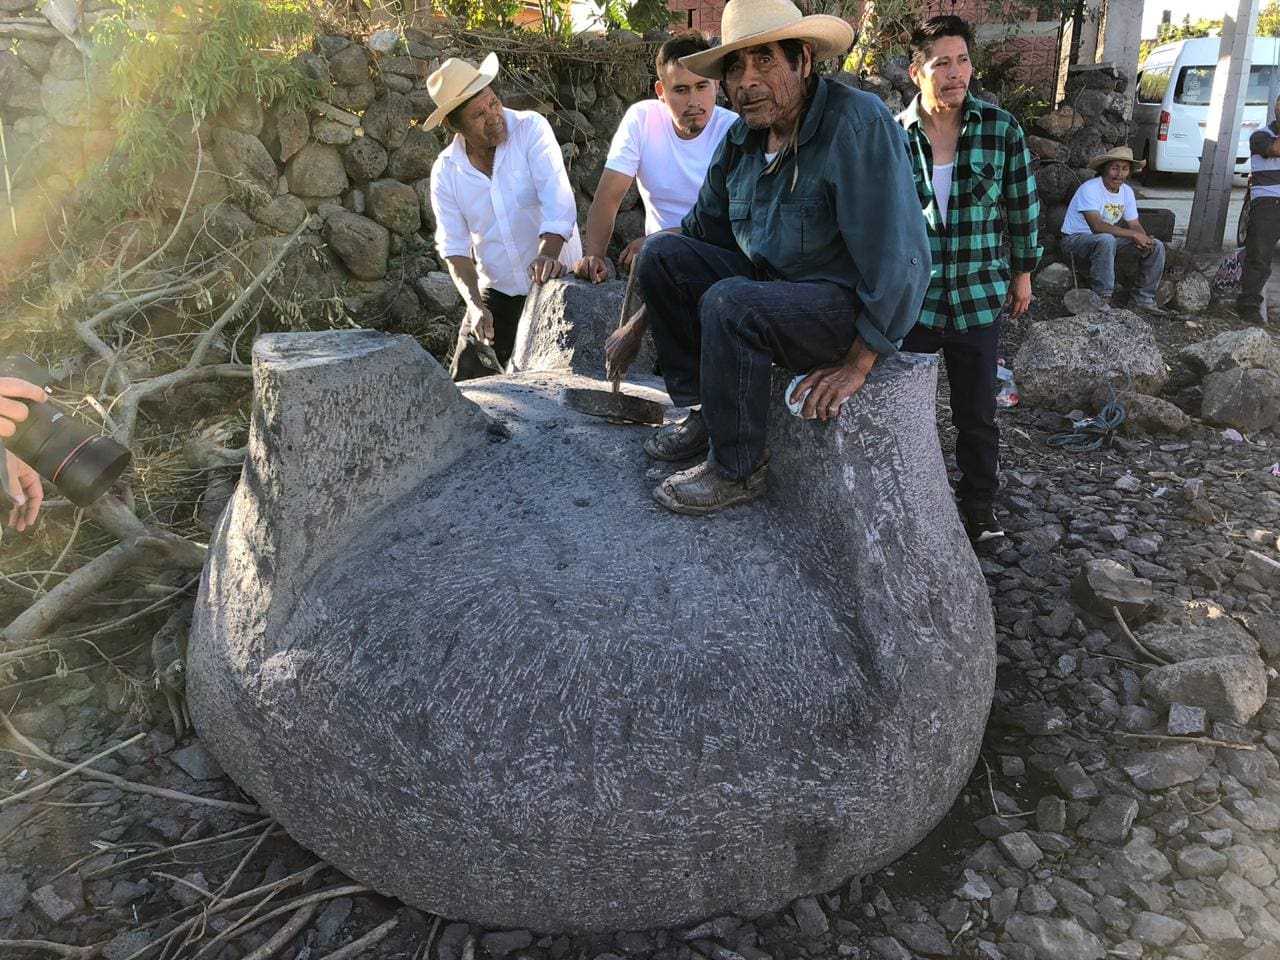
[630, 0, 931, 516]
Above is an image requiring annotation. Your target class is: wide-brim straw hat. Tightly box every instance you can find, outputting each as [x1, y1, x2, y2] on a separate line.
[680, 0, 855, 78]
[1088, 145, 1146, 172]
[425, 52, 500, 130]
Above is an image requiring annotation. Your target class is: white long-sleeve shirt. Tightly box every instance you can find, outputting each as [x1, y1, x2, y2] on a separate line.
[430, 108, 582, 297]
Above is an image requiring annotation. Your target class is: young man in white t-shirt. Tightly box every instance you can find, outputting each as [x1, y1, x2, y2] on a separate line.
[1060, 146, 1166, 315]
[573, 32, 737, 379]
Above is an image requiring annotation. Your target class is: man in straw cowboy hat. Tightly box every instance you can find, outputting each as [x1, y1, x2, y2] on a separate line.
[1059, 145, 1167, 316]
[896, 15, 1041, 545]
[426, 53, 582, 379]
[632, 0, 931, 516]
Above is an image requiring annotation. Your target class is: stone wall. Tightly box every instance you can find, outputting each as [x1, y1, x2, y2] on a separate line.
[0, 15, 655, 359]
[1024, 63, 1133, 259]
[3, 10, 1119, 348]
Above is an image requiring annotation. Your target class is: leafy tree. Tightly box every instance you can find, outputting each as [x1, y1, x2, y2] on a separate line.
[1261, 0, 1280, 35]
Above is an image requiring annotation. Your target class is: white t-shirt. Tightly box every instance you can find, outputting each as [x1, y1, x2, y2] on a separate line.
[604, 100, 738, 235]
[1062, 176, 1138, 236]
[431, 108, 582, 298]
[932, 161, 954, 222]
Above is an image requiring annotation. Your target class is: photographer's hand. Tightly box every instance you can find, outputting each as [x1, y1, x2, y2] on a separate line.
[4, 450, 42, 532]
[0, 377, 47, 437]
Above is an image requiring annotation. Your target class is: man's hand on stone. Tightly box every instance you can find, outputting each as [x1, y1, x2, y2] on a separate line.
[793, 362, 869, 422]
[4, 450, 42, 533]
[605, 307, 648, 383]
[616, 237, 646, 272]
[1005, 273, 1031, 320]
[0, 377, 46, 438]
[468, 303, 496, 344]
[574, 255, 610, 284]
[529, 256, 566, 285]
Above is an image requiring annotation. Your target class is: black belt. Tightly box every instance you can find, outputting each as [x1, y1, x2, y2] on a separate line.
[1252, 196, 1280, 205]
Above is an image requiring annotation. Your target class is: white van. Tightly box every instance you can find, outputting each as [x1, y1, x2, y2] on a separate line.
[1130, 36, 1280, 175]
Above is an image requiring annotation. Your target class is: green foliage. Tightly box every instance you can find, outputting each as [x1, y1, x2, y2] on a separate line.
[1139, 2, 1280, 64]
[436, 0, 520, 29]
[1263, 1, 1280, 37]
[845, 0, 926, 73]
[975, 42, 1049, 129]
[533, 0, 574, 39]
[622, 0, 680, 34]
[88, 0, 316, 216]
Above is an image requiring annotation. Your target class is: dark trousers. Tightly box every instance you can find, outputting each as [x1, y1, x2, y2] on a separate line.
[1240, 197, 1280, 318]
[634, 233, 859, 480]
[449, 288, 525, 381]
[901, 319, 1000, 507]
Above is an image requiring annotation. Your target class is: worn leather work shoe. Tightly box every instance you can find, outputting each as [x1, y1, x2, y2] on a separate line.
[961, 503, 1005, 544]
[643, 409, 710, 462]
[653, 456, 769, 516]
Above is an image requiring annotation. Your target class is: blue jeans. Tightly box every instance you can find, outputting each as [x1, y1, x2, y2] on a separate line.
[1059, 231, 1166, 302]
[634, 233, 860, 481]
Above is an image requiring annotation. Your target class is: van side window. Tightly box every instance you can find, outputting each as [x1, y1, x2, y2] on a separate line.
[1174, 66, 1213, 105]
[1137, 66, 1172, 104]
[1177, 65, 1280, 106]
[1246, 65, 1277, 105]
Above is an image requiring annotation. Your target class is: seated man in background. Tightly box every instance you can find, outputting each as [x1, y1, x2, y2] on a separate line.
[574, 33, 737, 378]
[428, 53, 582, 379]
[633, 0, 931, 515]
[1059, 147, 1166, 316]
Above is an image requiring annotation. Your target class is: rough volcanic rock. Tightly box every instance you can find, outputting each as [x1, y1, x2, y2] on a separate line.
[509, 278, 656, 377]
[1180, 327, 1280, 374]
[324, 212, 390, 279]
[366, 178, 420, 236]
[362, 92, 411, 150]
[1034, 262, 1074, 297]
[189, 319, 996, 931]
[250, 195, 308, 234]
[328, 44, 371, 85]
[344, 136, 388, 184]
[287, 143, 349, 198]
[1141, 655, 1268, 724]
[1013, 311, 1165, 412]
[1172, 272, 1211, 314]
[1033, 105, 1085, 141]
[212, 127, 277, 193]
[386, 126, 443, 181]
[1071, 559, 1153, 620]
[1135, 605, 1259, 662]
[1200, 367, 1280, 433]
[270, 103, 309, 163]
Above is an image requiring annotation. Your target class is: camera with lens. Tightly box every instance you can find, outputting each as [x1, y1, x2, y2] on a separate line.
[0, 355, 132, 508]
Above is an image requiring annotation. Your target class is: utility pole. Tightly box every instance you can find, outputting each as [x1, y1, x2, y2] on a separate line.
[1185, 0, 1262, 252]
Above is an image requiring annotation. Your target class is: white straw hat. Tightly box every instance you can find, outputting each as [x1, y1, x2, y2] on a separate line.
[1088, 145, 1146, 172]
[425, 52, 500, 130]
[680, 0, 855, 78]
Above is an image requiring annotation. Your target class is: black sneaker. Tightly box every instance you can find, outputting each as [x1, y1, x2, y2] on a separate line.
[961, 504, 1005, 544]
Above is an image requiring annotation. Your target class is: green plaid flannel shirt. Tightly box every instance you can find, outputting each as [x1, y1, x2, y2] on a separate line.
[897, 94, 1042, 331]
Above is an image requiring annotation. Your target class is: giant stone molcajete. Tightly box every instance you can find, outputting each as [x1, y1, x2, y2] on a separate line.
[189, 284, 995, 932]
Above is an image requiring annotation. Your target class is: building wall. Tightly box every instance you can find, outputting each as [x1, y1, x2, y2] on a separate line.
[670, 0, 1061, 94]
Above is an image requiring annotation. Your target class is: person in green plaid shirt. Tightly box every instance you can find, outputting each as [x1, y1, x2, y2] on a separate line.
[896, 15, 1041, 544]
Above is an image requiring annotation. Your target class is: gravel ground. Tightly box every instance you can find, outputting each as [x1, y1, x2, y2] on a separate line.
[1, 295, 1277, 960]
